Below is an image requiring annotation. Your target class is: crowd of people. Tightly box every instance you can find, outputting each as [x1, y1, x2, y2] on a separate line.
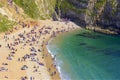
[0, 20, 79, 80]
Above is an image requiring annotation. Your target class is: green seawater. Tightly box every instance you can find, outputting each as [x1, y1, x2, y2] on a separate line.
[47, 29, 120, 80]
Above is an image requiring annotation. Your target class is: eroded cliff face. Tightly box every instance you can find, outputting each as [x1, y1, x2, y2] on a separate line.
[55, 0, 88, 27]
[96, 0, 120, 29]
[13, 0, 56, 19]
[0, 0, 56, 32]
[56, 0, 120, 33]
[0, 0, 120, 33]
[0, 0, 56, 20]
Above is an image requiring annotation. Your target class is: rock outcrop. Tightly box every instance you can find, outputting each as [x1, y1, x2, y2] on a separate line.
[55, 0, 120, 34]
[0, 0, 120, 34]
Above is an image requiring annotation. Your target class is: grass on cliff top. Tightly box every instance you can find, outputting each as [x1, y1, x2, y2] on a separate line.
[13, 0, 40, 19]
[0, 14, 15, 32]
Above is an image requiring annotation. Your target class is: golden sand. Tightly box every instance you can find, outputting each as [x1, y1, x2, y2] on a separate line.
[0, 20, 81, 80]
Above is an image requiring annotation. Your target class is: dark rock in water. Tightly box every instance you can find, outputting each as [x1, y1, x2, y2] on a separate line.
[86, 46, 97, 50]
[79, 43, 87, 46]
[98, 48, 120, 57]
[76, 32, 101, 39]
[104, 49, 120, 57]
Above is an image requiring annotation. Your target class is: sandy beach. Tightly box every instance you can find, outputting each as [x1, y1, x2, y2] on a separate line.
[0, 20, 81, 80]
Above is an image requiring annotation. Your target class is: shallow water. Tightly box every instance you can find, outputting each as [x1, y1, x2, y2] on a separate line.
[47, 29, 120, 80]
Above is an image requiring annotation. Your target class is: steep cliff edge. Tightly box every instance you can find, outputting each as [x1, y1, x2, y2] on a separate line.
[13, 0, 56, 19]
[0, 0, 56, 21]
[0, 0, 120, 34]
[55, 0, 120, 34]
[0, 0, 56, 32]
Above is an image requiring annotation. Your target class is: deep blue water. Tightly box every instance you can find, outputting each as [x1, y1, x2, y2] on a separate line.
[47, 29, 120, 80]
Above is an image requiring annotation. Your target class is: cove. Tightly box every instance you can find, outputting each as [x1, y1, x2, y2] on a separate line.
[47, 29, 120, 80]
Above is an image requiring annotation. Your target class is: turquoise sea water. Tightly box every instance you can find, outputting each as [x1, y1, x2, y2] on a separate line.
[47, 29, 120, 80]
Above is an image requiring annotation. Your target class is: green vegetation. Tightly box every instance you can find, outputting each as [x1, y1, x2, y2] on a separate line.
[0, 14, 15, 32]
[0, 3, 3, 7]
[88, 0, 107, 21]
[110, 0, 117, 8]
[94, 0, 107, 9]
[60, 0, 87, 13]
[89, 11, 97, 17]
[94, 0, 117, 15]
[46, 0, 56, 16]
[13, 0, 40, 19]
[13, 0, 56, 19]
[37, 0, 56, 19]
[110, 0, 117, 15]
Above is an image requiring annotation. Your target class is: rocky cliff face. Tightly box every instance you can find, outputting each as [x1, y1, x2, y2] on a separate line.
[0, 0, 120, 34]
[55, 0, 120, 33]
[97, 0, 120, 30]
[55, 0, 88, 27]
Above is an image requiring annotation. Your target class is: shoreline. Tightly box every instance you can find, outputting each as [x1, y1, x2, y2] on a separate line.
[42, 21, 81, 80]
[86, 26, 118, 35]
[1, 19, 119, 80]
[44, 29, 81, 80]
[0, 20, 81, 80]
